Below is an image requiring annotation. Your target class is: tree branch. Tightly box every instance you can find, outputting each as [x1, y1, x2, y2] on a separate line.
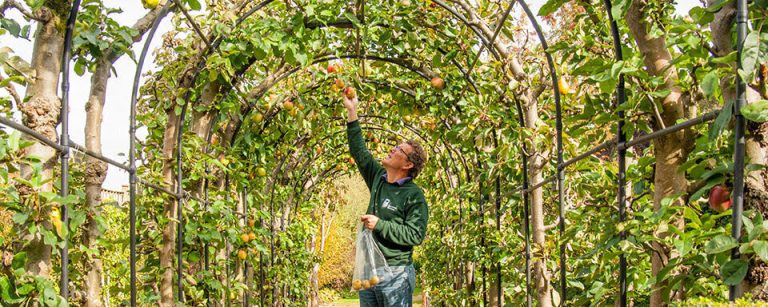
[543, 217, 561, 231]
[0, 74, 22, 109]
[107, 5, 167, 63]
[0, 0, 42, 21]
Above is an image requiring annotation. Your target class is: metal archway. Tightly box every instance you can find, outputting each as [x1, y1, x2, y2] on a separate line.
[2, 0, 744, 305]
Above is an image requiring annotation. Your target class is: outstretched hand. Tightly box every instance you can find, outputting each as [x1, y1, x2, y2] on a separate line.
[360, 214, 379, 230]
[342, 90, 358, 110]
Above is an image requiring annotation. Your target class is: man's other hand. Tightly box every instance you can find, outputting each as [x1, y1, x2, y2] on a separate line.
[360, 214, 379, 230]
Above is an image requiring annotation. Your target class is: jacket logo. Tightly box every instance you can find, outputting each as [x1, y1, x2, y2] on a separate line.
[382, 199, 397, 211]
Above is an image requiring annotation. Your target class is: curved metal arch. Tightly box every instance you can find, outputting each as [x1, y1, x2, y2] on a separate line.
[228, 74, 468, 193]
[178, 0, 510, 147]
[177, 0, 516, 190]
[230, 0, 504, 62]
[516, 0, 566, 303]
[128, 2, 174, 305]
[602, 0, 627, 305]
[189, 0, 501, 124]
[272, 121, 458, 211]
[59, 0, 83, 299]
[131, 0, 521, 302]
[226, 52, 478, 144]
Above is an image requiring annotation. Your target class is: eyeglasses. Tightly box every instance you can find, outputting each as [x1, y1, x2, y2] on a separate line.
[395, 145, 412, 162]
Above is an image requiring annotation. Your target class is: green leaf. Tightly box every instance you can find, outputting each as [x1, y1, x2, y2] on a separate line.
[343, 12, 363, 28]
[24, 0, 44, 9]
[53, 194, 80, 205]
[720, 259, 748, 285]
[743, 215, 755, 234]
[688, 6, 714, 25]
[754, 241, 768, 261]
[709, 99, 733, 141]
[741, 100, 768, 123]
[705, 0, 731, 12]
[690, 179, 722, 203]
[705, 235, 738, 254]
[12, 212, 28, 224]
[683, 207, 702, 228]
[711, 51, 737, 64]
[0, 276, 23, 304]
[0, 18, 21, 37]
[656, 261, 678, 283]
[674, 237, 693, 258]
[741, 30, 760, 81]
[611, 0, 631, 20]
[11, 252, 26, 269]
[187, 0, 201, 10]
[538, 0, 567, 16]
[69, 210, 86, 231]
[701, 70, 719, 97]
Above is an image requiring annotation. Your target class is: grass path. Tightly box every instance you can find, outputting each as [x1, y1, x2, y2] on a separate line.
[324, 293, 424, 307]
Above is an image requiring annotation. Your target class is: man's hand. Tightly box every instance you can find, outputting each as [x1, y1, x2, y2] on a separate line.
[342, 88, 359, 122]
[360, 214, 379, 230]
[342, 90, 358, 110]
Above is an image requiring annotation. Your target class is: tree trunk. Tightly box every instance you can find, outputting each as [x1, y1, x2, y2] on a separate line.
[520, 85, 553, 307]
[81, 56, 111, 307]
[80, 5, 163, 301]
[19, 7, 64, 279]
[159, 110, 181, 306]
[709, 0, 768, 298]
[626, 1, 691, 305]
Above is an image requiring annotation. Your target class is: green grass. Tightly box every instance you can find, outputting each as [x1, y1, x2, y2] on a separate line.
[332, 292, 423, 306]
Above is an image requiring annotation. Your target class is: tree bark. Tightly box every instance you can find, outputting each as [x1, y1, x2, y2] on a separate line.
[82, 56, 111, 307]
[709, 0, 768, 298]
[19, 6, 63, 279]
[79, 7, 163, 304]
[626, 1, 691, 305]
[159, 109, 181, 306]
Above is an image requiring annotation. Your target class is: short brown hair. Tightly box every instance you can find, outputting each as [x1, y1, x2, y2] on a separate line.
[405, 139, 427, 178]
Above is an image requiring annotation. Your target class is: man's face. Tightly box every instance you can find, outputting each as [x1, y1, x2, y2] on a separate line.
[382, 142, 414, 172]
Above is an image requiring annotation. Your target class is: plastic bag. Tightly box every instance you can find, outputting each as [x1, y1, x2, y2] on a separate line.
[351, 226, 392, 291]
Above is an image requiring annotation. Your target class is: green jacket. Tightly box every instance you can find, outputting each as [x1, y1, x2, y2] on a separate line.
[347, 120, 429, 266]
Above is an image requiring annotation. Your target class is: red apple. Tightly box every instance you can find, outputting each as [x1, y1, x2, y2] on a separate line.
[708, 185, 731, 213]
[431, 77, 445, 90]
[344, 87, 356, 99]
[335, 79, 345, 88]
[327, 64, 337, 73]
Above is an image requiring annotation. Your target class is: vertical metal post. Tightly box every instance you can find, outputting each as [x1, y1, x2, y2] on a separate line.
[478, 160, 487, 307]
[203, 177, 211, 307]
[260, 198, 265, 307]
[225, 176, 232, 307]
[59, 0, 82, 299]
[518, 1, 566, 304]
[495, 177, 502, 305]
[515, 99, 532, 307]
[603, 0, 627, 305]
[243, 187, 250, 307]
[730, 0, 748, 301]
[130, 4, 170, 306]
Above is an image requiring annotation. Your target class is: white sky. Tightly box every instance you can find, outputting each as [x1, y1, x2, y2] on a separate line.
[0, 1, 699, 190]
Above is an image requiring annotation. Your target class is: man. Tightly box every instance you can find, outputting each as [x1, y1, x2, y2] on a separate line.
[342, 89, 429, 307]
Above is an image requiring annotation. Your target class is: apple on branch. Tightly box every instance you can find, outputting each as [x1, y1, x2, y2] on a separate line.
[431, 77, 445, 90]
[708, 185, 732, 213]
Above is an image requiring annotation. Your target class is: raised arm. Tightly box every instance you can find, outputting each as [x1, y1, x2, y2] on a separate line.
[343, 89, 384, 189]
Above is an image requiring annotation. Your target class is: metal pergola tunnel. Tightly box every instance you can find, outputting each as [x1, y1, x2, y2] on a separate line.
[0, 0, 752, 306]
